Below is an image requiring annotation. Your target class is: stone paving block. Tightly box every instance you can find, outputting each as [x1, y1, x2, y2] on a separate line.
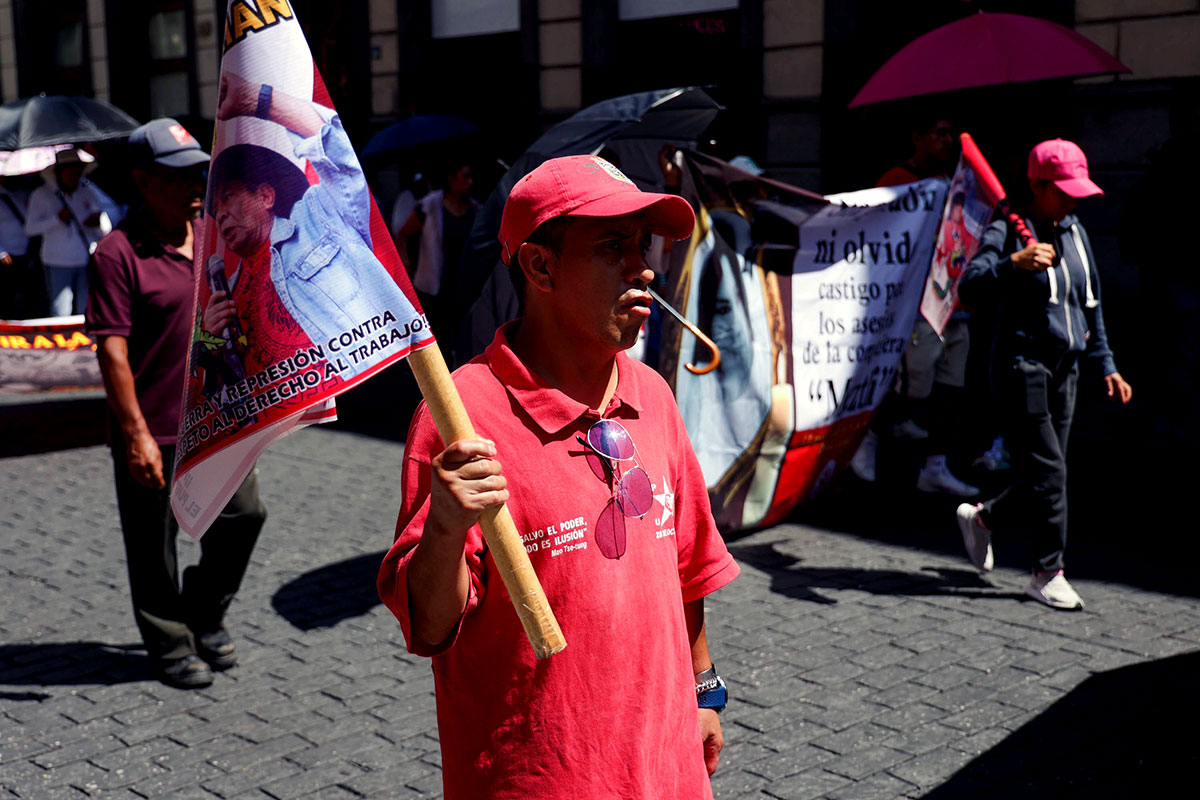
[913, 662, 987, 691]
[938, 700, 1025, 733]
[825, 770, 920, 800]
[849, 643, 916, 671]
[881, 720, 960, 756]
[872, 701, 948, 731]
[744, 744, 837, 780]
[822, 744, 912, 781]
[808, 722, 896, 756]
[763, 767, 850, 800]
[338, 762, 439, 797]
[744, 718, 829, 753]
[854, 663, 924, 691]
[865, 679, 940, 711]
[711, 766, 771, 797]
[400, 769, 443, 795]
[258, 762, 367, 798]
[887, 745, 976, 789]
[201, 757, 305, 798]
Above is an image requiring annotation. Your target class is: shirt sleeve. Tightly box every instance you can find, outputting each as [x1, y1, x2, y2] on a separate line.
[958, 218, 1014, 307]
[377, 403, 490, 657]
[24, 185, 62, 238]
[292, 113, 372, 244]
[669, 402, 740, 602]
[85, 235, 133, 337]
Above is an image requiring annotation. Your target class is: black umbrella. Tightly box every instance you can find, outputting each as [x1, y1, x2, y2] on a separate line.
[362, 114, 478, 158]
[0, 94, 140, 150]
[454, 87, 722, 363]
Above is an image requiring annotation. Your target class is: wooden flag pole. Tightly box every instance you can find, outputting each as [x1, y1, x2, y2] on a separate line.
[406, 344, 567, 659]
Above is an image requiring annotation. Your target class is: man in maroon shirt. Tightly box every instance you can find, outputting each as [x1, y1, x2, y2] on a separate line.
[86, 119, 267, 689]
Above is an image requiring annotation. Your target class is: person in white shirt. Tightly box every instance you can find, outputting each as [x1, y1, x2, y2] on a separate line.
[25, 149, 109, 316]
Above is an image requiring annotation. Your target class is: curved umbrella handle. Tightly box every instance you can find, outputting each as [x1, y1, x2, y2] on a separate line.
[646, 287, 721, 375]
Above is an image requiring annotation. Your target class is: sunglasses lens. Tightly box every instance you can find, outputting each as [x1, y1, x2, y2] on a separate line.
[595, 498, 627, 559]
[588, 420, 635, 461]
[584, 450, 608, 482]
[615, 467, 653, 518]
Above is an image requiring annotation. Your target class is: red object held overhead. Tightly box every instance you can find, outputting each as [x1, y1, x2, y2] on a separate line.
[959, 132, 1036, 246]
[848, 12, 1130, 108]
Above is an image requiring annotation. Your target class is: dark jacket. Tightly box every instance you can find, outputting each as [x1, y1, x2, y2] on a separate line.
[960, 214, 1117, 376]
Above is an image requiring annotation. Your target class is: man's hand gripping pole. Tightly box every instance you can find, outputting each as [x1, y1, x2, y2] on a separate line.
[407, 345, 567, 659]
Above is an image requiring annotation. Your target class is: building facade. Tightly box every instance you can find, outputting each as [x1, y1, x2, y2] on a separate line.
[2, 0, 1195, 444]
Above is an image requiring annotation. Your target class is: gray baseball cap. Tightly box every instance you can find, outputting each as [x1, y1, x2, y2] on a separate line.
[128, 118, 210, 168]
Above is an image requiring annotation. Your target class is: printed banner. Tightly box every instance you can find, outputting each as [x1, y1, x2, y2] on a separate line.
[0, 316, 102, 394]
[919, 156, 996, 335]
[658, 152, 943, 532]
[171, 0, 435, 538]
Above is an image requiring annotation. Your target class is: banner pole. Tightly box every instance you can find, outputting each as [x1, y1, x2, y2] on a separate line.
[406, 344, 567, 659]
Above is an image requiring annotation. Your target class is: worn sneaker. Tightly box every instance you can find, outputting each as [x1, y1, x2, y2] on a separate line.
[956, 503, 993, 572]
[156, 653, 214, 689]
[850, 430, 878, 482]
[194, 626, 237, 671]
[1025, 570, 1085, 610]
[892, 418, 930, 440]
[917, 461, 981, 498]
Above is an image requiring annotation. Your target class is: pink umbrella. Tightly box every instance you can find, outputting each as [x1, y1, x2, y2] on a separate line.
[848, 12, 1130, 108]
[0, 144, 72, 176]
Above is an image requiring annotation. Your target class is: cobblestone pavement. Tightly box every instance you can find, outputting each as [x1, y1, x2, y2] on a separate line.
[2, 424, 1198, 799]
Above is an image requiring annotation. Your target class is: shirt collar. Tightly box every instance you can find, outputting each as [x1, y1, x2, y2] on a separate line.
[484, 321, 645, 435]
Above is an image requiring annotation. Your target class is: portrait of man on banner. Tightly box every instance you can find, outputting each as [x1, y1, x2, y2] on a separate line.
[921, 161, 994, 334]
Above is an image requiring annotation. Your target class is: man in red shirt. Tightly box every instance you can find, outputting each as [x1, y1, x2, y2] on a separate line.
[378, 155, 739, 799]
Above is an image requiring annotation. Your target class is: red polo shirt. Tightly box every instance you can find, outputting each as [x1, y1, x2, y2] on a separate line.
[378, 322, 739, 800]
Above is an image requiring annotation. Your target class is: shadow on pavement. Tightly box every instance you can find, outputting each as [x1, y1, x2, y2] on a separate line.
[921, 649, 1200, 798]
[729, 540, 1027, 606]
[0, 642, 150, 687]
[780, 435, 1199, 602]
[0, 393, 107, 457]
[271, 550, 388, 631]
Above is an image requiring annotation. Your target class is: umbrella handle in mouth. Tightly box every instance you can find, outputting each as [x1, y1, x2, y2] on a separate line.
[646, 287, 721, 376]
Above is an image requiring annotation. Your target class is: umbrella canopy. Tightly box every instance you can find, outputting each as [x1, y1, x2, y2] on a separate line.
[0, 94, 140, 150]
[361, 114, 478, 157]
[848, 12, 1130, 108]
[0, 144, 72, 176]
[454, 87, 722, 364]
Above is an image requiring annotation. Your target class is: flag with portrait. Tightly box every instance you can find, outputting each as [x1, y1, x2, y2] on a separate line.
[171, 0, 435, 538]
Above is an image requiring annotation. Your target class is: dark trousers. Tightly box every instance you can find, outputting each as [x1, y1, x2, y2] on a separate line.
[111, 442, 266, 661]
[983, 358, 1077, 573]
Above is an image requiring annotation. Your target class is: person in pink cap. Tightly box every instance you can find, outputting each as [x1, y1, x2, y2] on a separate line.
[955, 139, 1132, 611]
[378, 155, 739, 799]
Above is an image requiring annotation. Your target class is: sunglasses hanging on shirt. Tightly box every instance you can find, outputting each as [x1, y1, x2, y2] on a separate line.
[576, 418, 653, 560]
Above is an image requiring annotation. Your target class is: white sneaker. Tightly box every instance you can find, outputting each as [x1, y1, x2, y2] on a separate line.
[850, 430, 878, 482]
[892, 419, 930, 440]
[1025, 570, 1085, 610]
[917, 461, 981, 498]
[956, 503, 993, 571]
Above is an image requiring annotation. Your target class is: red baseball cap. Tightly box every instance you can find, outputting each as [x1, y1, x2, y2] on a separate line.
[498, 155, 695, 264]
[1027, 139, 1103, 199]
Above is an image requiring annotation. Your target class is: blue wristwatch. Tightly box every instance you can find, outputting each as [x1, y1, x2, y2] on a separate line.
[695, 665, 727, 713]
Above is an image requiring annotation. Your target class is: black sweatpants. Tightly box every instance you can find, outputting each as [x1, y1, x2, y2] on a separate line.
[982, 358, 1077, 573]
[111, 442, 266, 661]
